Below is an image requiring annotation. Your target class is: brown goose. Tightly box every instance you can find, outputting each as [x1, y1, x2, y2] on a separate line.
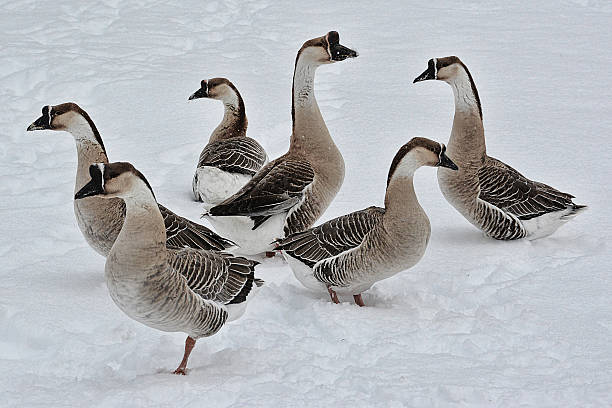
[203, 31, 358, 255]
[27, 103, 233, 256]
[75, 162, 262, 374]
[188, 78, 267, 209]
[414, 56, 586, 240]
[276, 138, 458, 306]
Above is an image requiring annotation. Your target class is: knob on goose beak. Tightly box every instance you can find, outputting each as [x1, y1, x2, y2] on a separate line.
[189, 80, 208, 100]
[438, 146, 458, 170]
[414, 59, 437, 83]
[75, 165, 105, 199]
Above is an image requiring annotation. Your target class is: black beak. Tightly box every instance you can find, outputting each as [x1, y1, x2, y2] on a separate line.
[413, 59, 436, 83]
[189, 80, 208, 100]
[438, 146, 458, 170]
[75, 178, 104, 200]
[330, 43, 358, 61]
[27, 115, 50, 131]
[75, 165, 105, 199]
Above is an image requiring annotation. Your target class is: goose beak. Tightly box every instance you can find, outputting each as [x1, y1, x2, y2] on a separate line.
[438, 148, 458, 171]
[189, 88, 207, 100]
[75, 165, 105, 199]
[27, 115, 49, 131]
[75, 177, 105, 200]
[189, 80, 208, 100]
[414, 60, 436, 83]
[330, 43, 358, 61]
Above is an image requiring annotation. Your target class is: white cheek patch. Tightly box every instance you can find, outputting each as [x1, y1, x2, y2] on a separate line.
[97, 163, 106, 190]
[325, 34, 332, 60]
[47, 106, 53, 126]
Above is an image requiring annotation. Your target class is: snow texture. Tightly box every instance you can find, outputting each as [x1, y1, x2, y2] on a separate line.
[1, 0, 611, 406]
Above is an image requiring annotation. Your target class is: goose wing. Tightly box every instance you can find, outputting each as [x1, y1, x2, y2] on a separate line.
[169, 248, 262, 305]
[208, 157, 315, 229]
[276, 206, 385, 267]
[197, 137, 267, 176]
[477, 157, 577, 220]
[159, 204, 235, 251]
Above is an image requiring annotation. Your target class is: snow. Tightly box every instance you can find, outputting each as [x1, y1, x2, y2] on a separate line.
[1, 0, 611, 406]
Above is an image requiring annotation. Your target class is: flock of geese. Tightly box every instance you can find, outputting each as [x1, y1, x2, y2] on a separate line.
[26, 31, 586, 374]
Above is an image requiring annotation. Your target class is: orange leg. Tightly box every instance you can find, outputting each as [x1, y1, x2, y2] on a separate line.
[327, 286, 340, 304]
[353, 294, 365, 307]
[173, 336, 196, 375]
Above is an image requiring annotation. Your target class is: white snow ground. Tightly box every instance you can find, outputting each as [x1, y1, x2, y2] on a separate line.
[1, 0, 611, 406]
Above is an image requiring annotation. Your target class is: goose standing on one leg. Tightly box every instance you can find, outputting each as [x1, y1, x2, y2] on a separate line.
[204, 31, 358, 255]
[276, 138, 458, 306]
[27, 103, 234, 256]
[74, 162, 262, 374]
[188, 78, 267, 210]
[414, 57, 586, 240]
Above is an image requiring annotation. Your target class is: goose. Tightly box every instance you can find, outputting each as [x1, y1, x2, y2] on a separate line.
[188, 78, 268, 209]
[204, 31, 358, 255]
[276, 137, 458, 306]
[74, 161, 262, 374]
[27, 103, 233, 257]
[414, 56, 586, 240]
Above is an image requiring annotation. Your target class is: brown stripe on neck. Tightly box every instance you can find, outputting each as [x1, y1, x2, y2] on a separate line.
[291, 35, 327, 131]
[209, 78, 248, 138]
[225, 81, 248, 136]
[436, 57, 483, 119]
[57, 102, 107, 154]
[459, 61, 482, 120]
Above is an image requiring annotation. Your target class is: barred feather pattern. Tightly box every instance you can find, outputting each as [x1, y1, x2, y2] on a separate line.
[160, 204, 234, 251]
[277, 207, 385, 267]
[478, 157, 578, 220]
[209, 158, 315, 222]
[468, 156, 581, 239]
[196, 137, 267, 176]
[169, 248, 259, 305]
[473, 199, 526, 240]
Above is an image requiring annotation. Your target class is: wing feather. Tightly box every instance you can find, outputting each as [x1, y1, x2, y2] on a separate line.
[477, 157, 577, 220]
[197, 137, 267, 176]
[169, 248, 261, 305]
[159, 204, 234, 251]
[208, 158, 315, 224]
[276, 206, 385, 267]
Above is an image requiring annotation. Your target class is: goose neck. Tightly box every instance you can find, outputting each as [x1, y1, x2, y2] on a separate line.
[446, 70, 486, 158]
[69, 117, 109, 193]
[384, 172, 421, 217]
[111, 191, 167, 271]
[289, 56, 333, 156]
[209, 94, 247, 142]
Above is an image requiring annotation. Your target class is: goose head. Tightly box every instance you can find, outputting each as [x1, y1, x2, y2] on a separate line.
[413, 56, 470, 84]
[297, 31, 358, 65]
[28, 103, 88, 132]
[188, 78, 241, 104]
[27, 102, 105, 149]
[75, 162, 155, 201]
[387, 137, 458, 185]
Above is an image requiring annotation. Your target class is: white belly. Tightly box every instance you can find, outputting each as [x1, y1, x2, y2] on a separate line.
[283, 253, 380, 296]
[205, 213, 286, 255]
[193, 166, 252, 210]
[522, 207, 576, 240]
[283, 253, 324, 291]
